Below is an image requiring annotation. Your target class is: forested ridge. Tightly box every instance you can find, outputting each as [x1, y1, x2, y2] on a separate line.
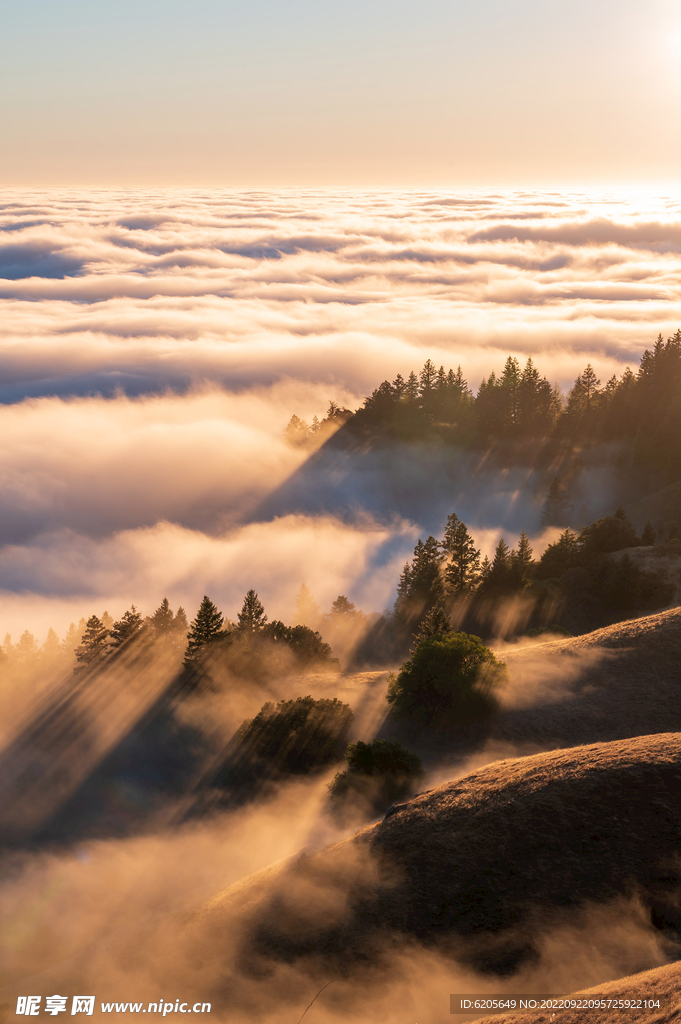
[287, 331, 681, 481]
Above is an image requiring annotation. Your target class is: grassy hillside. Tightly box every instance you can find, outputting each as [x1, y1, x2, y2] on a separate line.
[204, 732, 681, 990]
[486, 606, 681, 751]
[488, 959, 681, 1023]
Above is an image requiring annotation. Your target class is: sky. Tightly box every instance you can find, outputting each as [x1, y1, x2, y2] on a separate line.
[2, 0, 681, 186]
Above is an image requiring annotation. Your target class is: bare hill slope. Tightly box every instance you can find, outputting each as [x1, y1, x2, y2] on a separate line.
[486, 606, 681, 751]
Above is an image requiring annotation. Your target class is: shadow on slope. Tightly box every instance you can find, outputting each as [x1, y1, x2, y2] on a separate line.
[253, 422, 618, 534]
[204, 734, 681, 982]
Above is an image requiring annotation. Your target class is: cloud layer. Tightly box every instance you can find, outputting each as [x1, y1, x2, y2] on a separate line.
[3, 187, 681, 400]
[2, 187, 681, 636]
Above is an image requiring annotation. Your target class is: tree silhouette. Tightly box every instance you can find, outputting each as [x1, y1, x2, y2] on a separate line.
[295, 583, 320, 625]
[442, 513, 481, 593]
[412, 604, 452, 647]
[330, 595, 356, 615]
[541, 477, 573, 528]
[237, 589, 268, 633]
[174, 606, 188, 635]
[110, 606, 144, 649]
[150, 597, 174, 635]
[516, 530, 533, 574]
[184, 596, 224, 663]
[75, 615, 110, 667]
[641, 521, 656, 546]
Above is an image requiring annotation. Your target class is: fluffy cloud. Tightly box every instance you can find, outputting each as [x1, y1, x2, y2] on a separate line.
[2, 188, 681, 403]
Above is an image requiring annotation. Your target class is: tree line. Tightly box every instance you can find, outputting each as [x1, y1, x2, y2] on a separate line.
[285, 331, 681, 480]
[0, 589, 355, 678]
[375, 504, 673, 650]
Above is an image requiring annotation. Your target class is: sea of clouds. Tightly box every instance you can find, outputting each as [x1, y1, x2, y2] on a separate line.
[3, 186, 681, 640]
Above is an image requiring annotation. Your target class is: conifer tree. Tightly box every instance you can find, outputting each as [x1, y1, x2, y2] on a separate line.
[479, 556, 492, 584]
[330, 595, 356, 615]
[75, 615, 110, 666]
[237, 590, 268, 633]
[15, 630, 39, 664]
[540, 477, 574, 528]
[110, 606, 144, 649]
[641, 521, 656, 546]
[101, 611, 114, 631]
[174, 606, 188, 635]
[442, 513, 481, 593]
[419, 359, 437, 399]
[392, 373, 406, 398]
[499, 355, 521, 427]
[184, 596, 224, 663]
[394, 536, 444, 621]
[150, 597, 175, 635]
[405, 371, 419, 402]
[41, 628, 61, 660]
[295, 583, 320, 626]
[516, 530, 533, 573]
[411, 604, 452, 648]
[61, 623, 79, 658]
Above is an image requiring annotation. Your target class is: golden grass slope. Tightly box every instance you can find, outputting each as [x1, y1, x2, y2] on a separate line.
[204, 733, 681, 981]
[489, 606, 681, 750]
[486, 959, 681, 1023]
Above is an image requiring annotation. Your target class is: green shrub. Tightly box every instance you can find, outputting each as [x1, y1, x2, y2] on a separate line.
[386, 632, 505, 727]
[237, 695, 353, 774]
[328, 739, 423, 818]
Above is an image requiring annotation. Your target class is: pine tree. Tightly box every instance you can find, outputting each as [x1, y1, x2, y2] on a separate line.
[15, 630, 39, 664]
[567, 364, 601, 422]
[516, 530, 533, 573]
[150, 597, 175, 636]
[174, 606, 188, 635]
[41, 628, 61, 660]
[405, 371, 419, 402]
[499, 355, 521, 427]
[75, 615, 110, 666]
[284, 414, 310, 446]
[101, 610, 114, 631]
[419, 359, 437, 399]
[641, 521, 656, 546]
[392, 373, 406, 398]
[184, 596, 224, 662]
[442, 513, 481, 593]
[540, 478, 574, 528]
[479, 556, 492, 583]
[110, 606, 144, 649]
[295, 584, 321, 626]
[61, 622, 79, 658]
[452, 365, 470, 397]
[411, 604, 452, 648]
[478, 539, 516, 594]
[237, 590, 268, 633]
[330, 595, 356, 615]
[2, 633, 13, 659]
[395, 536, 444, 621]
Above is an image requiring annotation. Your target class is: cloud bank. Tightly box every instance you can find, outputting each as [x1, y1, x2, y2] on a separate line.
[2, 187, 681, 636]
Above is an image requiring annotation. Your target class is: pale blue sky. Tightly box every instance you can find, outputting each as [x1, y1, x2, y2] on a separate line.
[1, 0, 680, 184]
